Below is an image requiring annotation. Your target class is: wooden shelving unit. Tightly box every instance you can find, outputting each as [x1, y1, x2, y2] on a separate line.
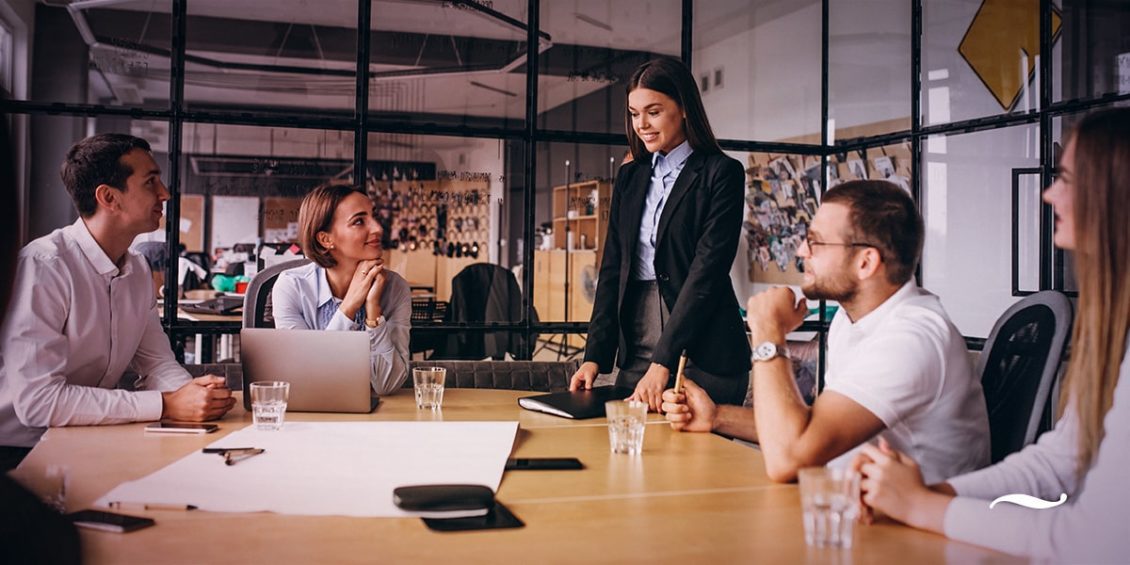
[534, 179, 612, 348]
[550, 179, 612, 266]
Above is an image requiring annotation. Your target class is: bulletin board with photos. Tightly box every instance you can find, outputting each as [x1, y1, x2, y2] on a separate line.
[261, 197, 303, 244]
[743, 141, 912, 286]
[744, 152, 821, 286]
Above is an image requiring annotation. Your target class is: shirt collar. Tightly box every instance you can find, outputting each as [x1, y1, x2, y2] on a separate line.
[65, 218, 120, 277]
[846, 280, 919, 334]
[651, 139, 693, 172]
[315, 265, 339, 308]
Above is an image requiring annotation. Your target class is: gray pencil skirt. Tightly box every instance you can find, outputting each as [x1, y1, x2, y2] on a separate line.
[615, 280, 749, 406]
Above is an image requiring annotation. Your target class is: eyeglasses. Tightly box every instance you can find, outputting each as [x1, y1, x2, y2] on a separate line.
[804, 235, 876, 251]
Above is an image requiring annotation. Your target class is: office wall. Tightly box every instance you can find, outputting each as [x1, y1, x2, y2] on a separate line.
[27, 6, 87, 240]
[694, 2, 823, 143]
[0, 0, 34, 244]
[919, 0, 1048, 337]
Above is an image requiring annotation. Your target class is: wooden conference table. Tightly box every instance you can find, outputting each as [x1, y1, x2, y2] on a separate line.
[13, 390, 1016, 564]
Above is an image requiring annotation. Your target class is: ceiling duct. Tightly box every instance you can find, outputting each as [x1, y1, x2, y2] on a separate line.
[65, 0, 552, 106]
[189, 155, 352, 180]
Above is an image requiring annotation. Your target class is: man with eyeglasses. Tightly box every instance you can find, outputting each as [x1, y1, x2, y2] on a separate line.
[663, 180, 989, 484]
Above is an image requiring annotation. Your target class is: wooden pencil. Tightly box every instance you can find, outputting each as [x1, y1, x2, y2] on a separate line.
[674, 352, 688, 393]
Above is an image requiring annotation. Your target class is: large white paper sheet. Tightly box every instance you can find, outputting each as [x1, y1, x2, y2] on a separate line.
[96, 421, 518, 517]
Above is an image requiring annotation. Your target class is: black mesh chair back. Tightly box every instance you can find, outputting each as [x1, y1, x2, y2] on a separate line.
[405, 360, 579, 392]
[242, 259, 311, 329]
[976, 290, 1073, 463]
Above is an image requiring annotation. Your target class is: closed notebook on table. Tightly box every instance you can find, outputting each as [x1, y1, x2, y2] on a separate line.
[517, 386, 634, 419]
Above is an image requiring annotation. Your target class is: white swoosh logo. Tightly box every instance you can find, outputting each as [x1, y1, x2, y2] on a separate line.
[989, 493, 1068, 510]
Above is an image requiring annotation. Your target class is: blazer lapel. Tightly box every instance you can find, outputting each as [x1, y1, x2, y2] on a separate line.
[655, 152, 702, 247]
[620, 160, 652, 261]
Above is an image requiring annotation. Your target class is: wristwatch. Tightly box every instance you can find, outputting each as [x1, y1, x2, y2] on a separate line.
[364, 315, 385, 329]
[752, 341, 790, 363]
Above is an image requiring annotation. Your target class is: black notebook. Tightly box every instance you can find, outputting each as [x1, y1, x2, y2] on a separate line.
[517, 386, 635, 419]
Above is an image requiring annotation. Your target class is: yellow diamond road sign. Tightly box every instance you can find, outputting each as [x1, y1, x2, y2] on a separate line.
[958, 0, 1062, 110]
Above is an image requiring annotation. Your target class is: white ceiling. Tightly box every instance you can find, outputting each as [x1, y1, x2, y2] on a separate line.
[73, 0, 817, 152]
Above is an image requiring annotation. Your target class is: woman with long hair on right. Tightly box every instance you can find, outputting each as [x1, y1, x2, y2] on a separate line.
[852, 107, 1130, 561]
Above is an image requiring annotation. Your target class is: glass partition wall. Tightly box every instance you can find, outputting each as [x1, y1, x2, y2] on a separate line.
[3, 0, 1124, 365]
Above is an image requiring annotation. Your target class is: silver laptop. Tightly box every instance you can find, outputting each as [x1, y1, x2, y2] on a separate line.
[240, 328, 379, 413]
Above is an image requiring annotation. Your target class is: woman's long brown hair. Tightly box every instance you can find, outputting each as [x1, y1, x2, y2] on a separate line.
[624, 57, 722, 161]
[1061, 108, 1130, 476]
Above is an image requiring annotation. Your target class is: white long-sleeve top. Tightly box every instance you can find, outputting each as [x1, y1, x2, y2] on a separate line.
[942, 340, 1130, 561]
[0, 219, 191, 448]
[270, 262, 410, 395]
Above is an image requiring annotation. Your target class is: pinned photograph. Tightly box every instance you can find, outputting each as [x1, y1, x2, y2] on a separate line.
[847, 159, 867, 180]
[874, 156, 896, 178]
[769, 156, 797, 181]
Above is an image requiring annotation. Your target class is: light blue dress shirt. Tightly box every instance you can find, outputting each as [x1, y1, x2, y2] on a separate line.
[633, 139, 693, 281]
[271, 262, 411, 395]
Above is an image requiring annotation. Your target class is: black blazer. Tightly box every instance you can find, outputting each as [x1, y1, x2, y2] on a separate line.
[584, 150, 752, 376]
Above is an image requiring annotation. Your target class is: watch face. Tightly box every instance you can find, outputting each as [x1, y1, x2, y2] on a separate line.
[755, 342, 777, 360]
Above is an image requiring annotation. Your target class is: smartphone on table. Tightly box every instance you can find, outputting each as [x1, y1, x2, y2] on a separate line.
[504, 458, 584, 471]
[67, 510, 155, 533]
[144, 422, 218, 434]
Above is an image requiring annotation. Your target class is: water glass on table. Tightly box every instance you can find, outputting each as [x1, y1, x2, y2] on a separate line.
[250, 381, 289, 431]
[413, 367, 446, 410]
[798, 467, 860, 549]
[605, 400, 647, 455]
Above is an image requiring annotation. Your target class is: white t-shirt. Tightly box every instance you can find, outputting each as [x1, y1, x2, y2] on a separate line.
[824, 281, 990, 484]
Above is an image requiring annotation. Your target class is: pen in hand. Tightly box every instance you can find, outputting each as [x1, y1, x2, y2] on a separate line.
[674, 352, 688, 394]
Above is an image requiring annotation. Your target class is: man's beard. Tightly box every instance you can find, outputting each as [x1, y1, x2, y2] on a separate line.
[801, 270, 858, 303]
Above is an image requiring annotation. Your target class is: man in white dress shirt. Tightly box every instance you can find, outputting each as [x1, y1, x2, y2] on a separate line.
[663, 180, 989, 483]
[0, 134, 235, 470]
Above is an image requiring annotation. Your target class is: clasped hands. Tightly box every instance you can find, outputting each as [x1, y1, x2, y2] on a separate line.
[161, 375, 236, 421]
[339, 258, 388, 321]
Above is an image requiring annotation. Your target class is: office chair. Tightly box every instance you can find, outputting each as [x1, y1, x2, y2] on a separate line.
[977, 290, 1073, 463]
[431, 263, 535, 360]
[242, 258, 311, 329]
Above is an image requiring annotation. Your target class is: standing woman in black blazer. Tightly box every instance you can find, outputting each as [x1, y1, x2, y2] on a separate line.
[569, 58, 751, 411]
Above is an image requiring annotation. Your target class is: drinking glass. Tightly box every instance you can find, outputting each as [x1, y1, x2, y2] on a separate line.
[605, 400, 647, 455]
[798, 467, 861, 548]
[250, 381, 289, 431]
[413, 367, 446, 410]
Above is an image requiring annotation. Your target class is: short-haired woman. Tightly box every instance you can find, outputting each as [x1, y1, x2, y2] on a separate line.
[272, 184, 411, 395]
[853, 108, 1130, 561]
[570, 57, 752, 410]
